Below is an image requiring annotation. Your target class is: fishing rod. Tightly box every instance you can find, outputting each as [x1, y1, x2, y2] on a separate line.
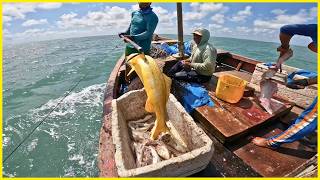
[119, 34, 143, 52]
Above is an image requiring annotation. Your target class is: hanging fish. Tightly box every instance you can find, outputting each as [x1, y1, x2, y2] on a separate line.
[126, 53, 172, 140]
[259, 79, 278, 114]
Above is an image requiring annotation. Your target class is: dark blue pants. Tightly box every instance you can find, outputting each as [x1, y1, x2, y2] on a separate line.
[267, 97, 317, 148]
[168, 61, 211, 83]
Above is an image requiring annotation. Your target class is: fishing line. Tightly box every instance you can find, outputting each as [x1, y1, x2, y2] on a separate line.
[3, 73, 88, 164]
[3, 35, 122, 164]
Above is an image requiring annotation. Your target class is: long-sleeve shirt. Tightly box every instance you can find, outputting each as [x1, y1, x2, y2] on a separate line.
[124, 8, 158, 54]
[280, 24, 317, 45]
[190, 28, 217, 76]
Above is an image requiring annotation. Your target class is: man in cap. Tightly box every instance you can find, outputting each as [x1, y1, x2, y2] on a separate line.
[168, 28, 217, 83]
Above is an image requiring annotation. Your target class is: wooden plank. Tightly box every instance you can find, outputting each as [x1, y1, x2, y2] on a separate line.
[98, 114, 118, 177]
[193, 122, 261, 177]
[236, 62, 243, 71]
[228, 123, 317, 177]
[286, 155, 317, 177]
[279, 106, 304, 125]
[216, 53, 260, 73]
[195, 91, 293, 143]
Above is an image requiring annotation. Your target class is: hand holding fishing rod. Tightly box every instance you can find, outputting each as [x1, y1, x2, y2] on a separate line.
[119, 34, 143, 52]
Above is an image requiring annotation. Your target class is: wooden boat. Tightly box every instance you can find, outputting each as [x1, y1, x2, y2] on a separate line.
[97, 37, 317, 177]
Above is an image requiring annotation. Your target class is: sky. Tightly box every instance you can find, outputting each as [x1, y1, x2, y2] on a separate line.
[2, 3, 318, 45]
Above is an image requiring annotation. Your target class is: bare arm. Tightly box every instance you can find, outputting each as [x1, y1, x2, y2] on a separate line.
[277, 32, 292, 56]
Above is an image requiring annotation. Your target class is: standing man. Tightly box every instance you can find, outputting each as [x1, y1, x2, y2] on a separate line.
[119, 2, 158, 56]
[252, 24, 318, 148]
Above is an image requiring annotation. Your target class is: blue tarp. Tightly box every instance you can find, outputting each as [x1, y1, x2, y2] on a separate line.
[179, 82, 214, 113]
[263, 62, 276, 67]
[159, 41, 192, 56]
[287, 69, 317, 85]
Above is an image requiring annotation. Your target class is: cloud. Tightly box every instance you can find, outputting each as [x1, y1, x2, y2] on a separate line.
[222, 27, 231, 33]
[4, 28, 82, 43]
[3, 16, 12, 22]
[5, 5, 178, 42]
[310, 7, 317, 18]
[211, 14, 225, 24]
[208, 23, 231, 35]
[254, 7, 316, 30]
[185, 3, 228, 21]
[36, 3, 62, 10]
[236, 26, 252, 33]
[3, 29, 10, 35]
[60, 12, 78, 21]
[22, 19, 48, 27]
[131, 4, 139, 11]
[271, 9, 287, 15]
[153, 6, 176, 27]
[3, 3, 62, 20]
[57, 6, 131, 30]
[229, 6, 252, 22]
[184, 11, 207, 21]
[253, 28, 276, 34]
[192, 22, 203, 29]
[209, 23, 223, 29]
[190, 3, 228, 13]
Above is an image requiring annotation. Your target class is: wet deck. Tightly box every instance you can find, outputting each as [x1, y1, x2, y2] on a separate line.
[228, 122, 317, 177]
[99, 51, 317, 177]
[195, 92, 293, 143]
[172, 69, 316, 177]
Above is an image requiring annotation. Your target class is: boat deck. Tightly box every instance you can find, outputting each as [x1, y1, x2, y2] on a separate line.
[98, 50, 317, 177]
[171, 59, 317, 177]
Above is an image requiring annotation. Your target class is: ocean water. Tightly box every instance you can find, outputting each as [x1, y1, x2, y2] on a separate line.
[2, 35, 317, 177]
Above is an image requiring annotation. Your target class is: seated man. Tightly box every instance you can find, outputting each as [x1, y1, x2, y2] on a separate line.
[167, 28, 217, 83]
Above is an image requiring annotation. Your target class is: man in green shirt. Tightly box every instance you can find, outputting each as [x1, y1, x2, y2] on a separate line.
[168, 28, 217, 83]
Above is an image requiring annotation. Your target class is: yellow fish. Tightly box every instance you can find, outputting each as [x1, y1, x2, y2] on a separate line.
[126, 53, 172, 140]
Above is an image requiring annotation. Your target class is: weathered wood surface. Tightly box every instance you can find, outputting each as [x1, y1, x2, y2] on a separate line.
[195, 90, 293, 143]
[193, 122, 261, 177]
[216, 52, 260, 73]
[98, 55, 125, 177]
[250, 63, 317, 109]
[228, 123, 317, 177]
[99, 50, 317, 177]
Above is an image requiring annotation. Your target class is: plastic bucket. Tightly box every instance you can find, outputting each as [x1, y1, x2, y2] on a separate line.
[215, 74, 247, 103]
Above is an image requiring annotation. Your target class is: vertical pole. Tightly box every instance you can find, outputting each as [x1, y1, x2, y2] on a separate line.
[176, 3, 184, 60]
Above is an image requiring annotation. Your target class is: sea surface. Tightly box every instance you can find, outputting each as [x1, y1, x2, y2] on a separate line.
[2, 35, 317, 177]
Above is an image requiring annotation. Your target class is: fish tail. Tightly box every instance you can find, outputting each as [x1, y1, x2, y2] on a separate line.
[150, 114, 169, 140]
